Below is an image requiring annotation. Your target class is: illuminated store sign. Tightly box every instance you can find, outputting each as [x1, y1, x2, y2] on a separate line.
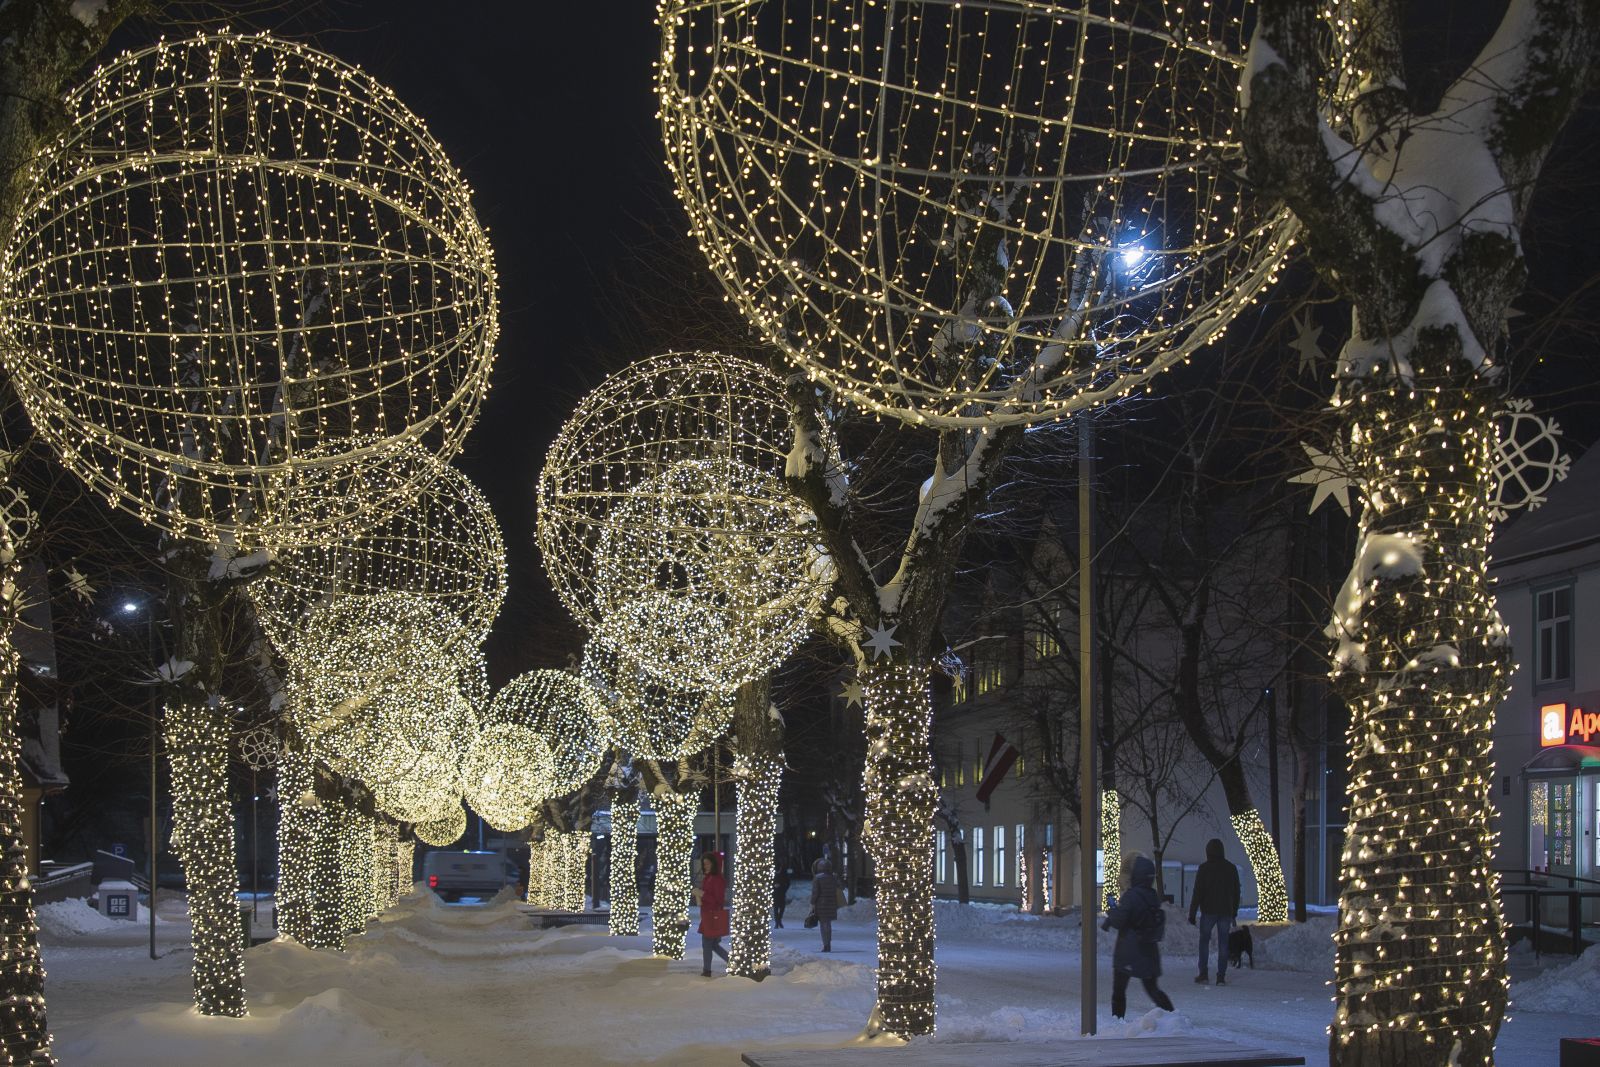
[1541, 702, 1600, 747]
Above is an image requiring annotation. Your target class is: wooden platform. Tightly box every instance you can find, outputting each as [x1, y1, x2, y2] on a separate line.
[741, 1037, 1306, 1067]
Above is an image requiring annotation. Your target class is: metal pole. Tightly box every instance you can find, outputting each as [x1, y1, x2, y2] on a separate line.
[149, 685, 158, 961]
[1078, 416, 1097, 1035]
[1266, 687, 1281, 853]
[251, 770, 259, 922]
[713, 740, 721, 855]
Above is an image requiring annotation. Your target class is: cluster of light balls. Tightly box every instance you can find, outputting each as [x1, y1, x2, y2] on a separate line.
[582, 640, 733, 761]
[657, 0, 1296, 429]
[0, 31, 498, 547]
[539, 350, 832, 697]
[1326, 380, 1510, 1055]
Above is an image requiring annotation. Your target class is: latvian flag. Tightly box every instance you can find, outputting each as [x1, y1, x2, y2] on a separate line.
[974, 733, 1020, 804]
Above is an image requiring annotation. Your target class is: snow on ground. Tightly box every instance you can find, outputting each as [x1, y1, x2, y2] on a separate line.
[41, 888, 1594, 1066]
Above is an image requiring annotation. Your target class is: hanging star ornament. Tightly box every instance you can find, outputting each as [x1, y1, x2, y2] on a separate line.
[862, 623, 902, 661]
[1290, 308, 1324, 378]
[61, 564, 95, 602]
[1288, 441, 1355, 516]
[839, 679, 864, 708]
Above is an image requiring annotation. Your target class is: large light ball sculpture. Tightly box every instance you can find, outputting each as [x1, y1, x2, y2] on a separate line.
[414, 804, 468, 848]
[486, 670, 609, 797]
[462, 723, 556, 833]
[538, 351, 828, 690]
[252, 442, 507, 651]
[657, 1, 1295, 428]
[0, 31, 498, 546]
[582, 639, 732, 760]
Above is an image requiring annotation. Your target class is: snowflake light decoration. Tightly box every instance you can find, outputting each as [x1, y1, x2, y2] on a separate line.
[236, 725, 281, 772]
[658, 1, 1295, 428]
[0, 32, 498, 547]
[538, 351, 830, 690]
[252, 441, 506, 651]
[1492, 399, 1569, 521]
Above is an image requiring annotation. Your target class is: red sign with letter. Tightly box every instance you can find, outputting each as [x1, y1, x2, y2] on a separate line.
[1541, 702, 1600, 747]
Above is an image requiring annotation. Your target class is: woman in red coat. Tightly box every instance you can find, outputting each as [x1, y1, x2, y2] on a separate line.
[694, 852, 730, 977]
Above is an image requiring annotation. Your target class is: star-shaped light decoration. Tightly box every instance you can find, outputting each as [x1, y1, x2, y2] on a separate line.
[61, 564, 95, 602]
[950, 671, 967, 703]
[862, 623, 901, 661]
[1290, 308, 1323, 378]
[1288, 441, 1355, 517]
[839, 679, 864, 708]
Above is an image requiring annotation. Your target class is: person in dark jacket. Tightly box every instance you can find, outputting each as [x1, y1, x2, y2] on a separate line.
[694, 852, 729, 976]
[1187, 837, 1241, 985]
[1102, 854, 1175, 1019]
[810, 858, 841, 951]
[773, 864, 792, 928]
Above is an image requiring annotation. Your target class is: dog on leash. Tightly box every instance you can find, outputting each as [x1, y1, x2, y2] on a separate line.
[1228, 924, 1254, 969]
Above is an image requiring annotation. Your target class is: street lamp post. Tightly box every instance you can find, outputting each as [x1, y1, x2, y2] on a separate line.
[123, 599, 159, 960]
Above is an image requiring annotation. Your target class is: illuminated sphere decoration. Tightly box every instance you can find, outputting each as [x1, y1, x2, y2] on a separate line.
[414, 804, 468, 848]
[462, 724, 556, 832]
[252, 441, 507, 651]
[0, 31, 498, 547]
[657, 1, 1296, 428]
[582, 639, 732, 760]
[487, 670, 609, 797]
[538, 351, 830, 690]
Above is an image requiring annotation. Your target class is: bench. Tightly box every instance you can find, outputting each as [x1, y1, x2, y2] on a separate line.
[742, 1037, 1306, 1067]
[517, 906, 611, 929]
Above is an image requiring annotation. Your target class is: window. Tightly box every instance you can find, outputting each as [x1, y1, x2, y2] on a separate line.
[1032, 609, 1061, 659]
[952, 670, 971, 704]
[1549, 781, 1576, 869]
[973, 827, 986, 887]
[994, 825, 1007, 887]
[976, 658, 1005, 696]
[1016, 751, 1026, 778]
[1015, 824, 1026, 888]
[1536, 586, 1573, 684]
[937, 831, 948, 884]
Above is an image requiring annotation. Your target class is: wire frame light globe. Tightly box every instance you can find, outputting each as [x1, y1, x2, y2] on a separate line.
[488, 670, 609, 797]
[414, 804, 468, 848]
[462, 723, 557, 833]
[252, 441, 507, 651]
[0, 31, 498, 547]
[582, 639, 732, 761]
[538, 351, 828, 690]
[658, 1, 1296, 428]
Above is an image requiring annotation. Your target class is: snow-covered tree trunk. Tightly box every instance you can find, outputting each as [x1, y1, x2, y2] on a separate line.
[860, 663, 937, 1037]
[1243, 1, 1598, 1060]
[163, 545, 245, 1016]
[607, 797, 640, 935]
[0, 499, 51, 1062]
[651, 792, 697, 959]
[728, 678, 781, 979]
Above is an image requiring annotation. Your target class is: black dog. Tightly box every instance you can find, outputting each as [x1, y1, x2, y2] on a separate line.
[1228, 924, 1254, 969]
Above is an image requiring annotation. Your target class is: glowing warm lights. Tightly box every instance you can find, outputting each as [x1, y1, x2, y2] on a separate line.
[414, 805, 468, 849]
[528, 831, 589, 911]
[462, 724, 554, 833]
[583, 640, 732, 761]
[859, 665, 937, 1037]
[657, 1, 1294, 429]
[538, 351, 829, 691]
[608, 798, 641, 936]
[1100, 791, 1123, 912]
[727, 751, 783, 979]
[650, 792, 697, 959]
[1229, 811, 1287, 925]
[486, 671, 609, 797]
[0, 31, 498, 547]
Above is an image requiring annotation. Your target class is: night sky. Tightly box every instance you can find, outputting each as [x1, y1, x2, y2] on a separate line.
[168, 1, 1600, 684]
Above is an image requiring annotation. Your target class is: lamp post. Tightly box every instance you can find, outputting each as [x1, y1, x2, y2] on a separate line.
[122, 599, 159, 960]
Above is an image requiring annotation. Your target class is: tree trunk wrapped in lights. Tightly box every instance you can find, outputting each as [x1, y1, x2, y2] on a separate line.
[1241, 1, 1599, 1060]
[397, 839, 415, 897]
[728, 678, 781, 980]
[607, 796, 640, 935]
[163, 545, 245, 1017]
[1099, 791, 1122, 911]
[860, 664, 938, 1037]
[650, 792, 697, 960]
[559, 832, 590, 912]
[0, 488, 50, 1062]
[339, 801, 374, 935]
[275, 744, 318, 945]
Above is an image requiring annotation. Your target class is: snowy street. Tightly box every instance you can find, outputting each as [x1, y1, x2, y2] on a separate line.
[40, 891, 1597, 1066]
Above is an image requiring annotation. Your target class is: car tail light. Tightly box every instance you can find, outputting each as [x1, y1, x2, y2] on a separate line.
[428, 875, 438, 888]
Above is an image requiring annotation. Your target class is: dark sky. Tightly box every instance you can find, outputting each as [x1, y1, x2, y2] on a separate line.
[316, 3, 676, 679]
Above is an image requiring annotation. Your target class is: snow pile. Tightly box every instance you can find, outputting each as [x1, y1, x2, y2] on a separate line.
[934, 900, 1076, 947]
[1252, 917, 1337, 973]
[37, 899, 128, 938]
[1512, 945, 1600, 1014]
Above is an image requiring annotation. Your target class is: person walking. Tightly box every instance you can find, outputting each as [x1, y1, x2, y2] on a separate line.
[809, 858, 841, 952]
[1187, 837, 1241, 985]
[693, 852, 729, 976]
[1102, 854, 1175, 1020]
[773, 863, 792, 928]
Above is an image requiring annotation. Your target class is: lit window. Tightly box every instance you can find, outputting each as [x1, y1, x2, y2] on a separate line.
[1536, 586, 1573, 684]
[1016, 824, 1026, 888]
[994, 825, 1007, 887]
[937, 830, 948, 884]
[973, 827, 986, 887]
[976, 659, 1004, 696]
[1032, 608, 1061, 659]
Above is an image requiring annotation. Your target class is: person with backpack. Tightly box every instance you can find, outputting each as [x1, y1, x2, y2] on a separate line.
[1187, 837, 1242, 985]
[808, 858, 841, 951]
[1102, 853, 1175, 1020]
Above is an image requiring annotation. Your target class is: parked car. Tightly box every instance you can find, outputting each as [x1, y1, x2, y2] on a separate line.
[423, 850, 512, 903]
